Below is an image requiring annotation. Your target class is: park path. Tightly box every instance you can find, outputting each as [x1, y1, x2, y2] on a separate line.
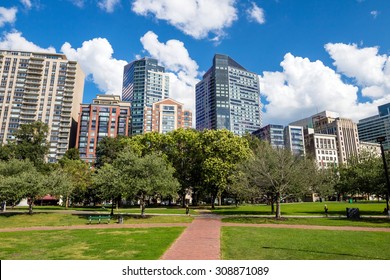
[0, 223, 189, 232]
[161, 211, 222, 260]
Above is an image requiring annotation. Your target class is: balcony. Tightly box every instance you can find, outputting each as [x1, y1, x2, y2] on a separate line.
[22, 99, 38, 105]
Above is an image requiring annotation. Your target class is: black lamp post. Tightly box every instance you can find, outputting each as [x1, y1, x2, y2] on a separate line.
[376, 136, 390, 215]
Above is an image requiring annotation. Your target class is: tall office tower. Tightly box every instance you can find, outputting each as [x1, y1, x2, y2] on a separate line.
[304, 128, 339, 169]
[195, 54, 262, 135]
[0, 50, 85, 162]
[314, 116, 360, 165]
[122, 57, 169, 135]
[252, 124, 285, 149]
[358, 103, 390, 150]
[284, 125, 305, 156]
[146, 98, 192, 133]
[75, 94, 130, 163]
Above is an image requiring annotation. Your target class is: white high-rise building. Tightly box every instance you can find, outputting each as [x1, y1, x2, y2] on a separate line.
[0, 50, 85, 162]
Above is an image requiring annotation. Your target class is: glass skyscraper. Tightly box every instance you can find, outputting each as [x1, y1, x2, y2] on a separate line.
[195, 54, 262, 135]
[358, 103, 390, 150]
[122, 57, 169, 135]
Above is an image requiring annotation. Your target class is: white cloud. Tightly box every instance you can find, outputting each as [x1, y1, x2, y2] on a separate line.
[370, 10, 379, 18]
[0, 31, 56, 53]
[260, 53, 379, 124]
[61, 38, 128, 96]
[132, 0, 238, 40]
[0, 6, 17, 27]
[20, 0, 32, 9]
[247, 2, 265, 24]
[325, 43, 390, 99]
[140, 31, 200, 112]
[70, 0, 85, 8]
[97, 0, 120, 13]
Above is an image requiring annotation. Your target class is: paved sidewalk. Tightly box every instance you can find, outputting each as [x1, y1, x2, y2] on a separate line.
[161, 216, 222, 260]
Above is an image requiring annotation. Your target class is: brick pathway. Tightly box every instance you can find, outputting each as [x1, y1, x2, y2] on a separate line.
[161, 216, 222, 260]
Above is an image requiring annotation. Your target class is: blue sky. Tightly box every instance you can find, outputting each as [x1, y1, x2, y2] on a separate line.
[1, 0, 390, 125]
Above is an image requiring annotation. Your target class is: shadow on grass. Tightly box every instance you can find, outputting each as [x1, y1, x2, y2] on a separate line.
[262, 246, 383, 260]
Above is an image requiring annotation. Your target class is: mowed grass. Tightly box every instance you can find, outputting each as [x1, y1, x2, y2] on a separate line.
[0, 227, 185, 260]
[9, 205, 197, 215]
[212, 202, 387, 216]
[222, 217, 390, 228]
[222, 227, 390, 260]
[0, 213, 193, 228]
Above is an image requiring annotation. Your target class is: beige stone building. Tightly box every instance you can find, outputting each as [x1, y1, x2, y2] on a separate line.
[305, 128, 339, 168]
[0, 50, 85, 162]
[144, 98, 192, 133]
[313, 116, 360, 165]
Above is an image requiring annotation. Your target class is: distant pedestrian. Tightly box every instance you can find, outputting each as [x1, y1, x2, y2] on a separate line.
[324, 204, 328, 216]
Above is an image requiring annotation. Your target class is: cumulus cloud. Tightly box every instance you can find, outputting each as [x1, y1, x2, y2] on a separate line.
[97, 0, 120, 13]
[140, 31, 200, 112]
[247, 2, 265, 24]
[132, 0, 238, 40]
[0, 6, 17, 27]
[261, 44, 390, 125]
[20, 0, 32, 9]
[325, 43, 390, 99]
[260, 53, 374, 124]
[61, 38, 127, 96]
[0, 31, 56, 52]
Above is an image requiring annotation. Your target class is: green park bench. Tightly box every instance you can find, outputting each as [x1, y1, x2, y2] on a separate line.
[88, 215, 111, 224]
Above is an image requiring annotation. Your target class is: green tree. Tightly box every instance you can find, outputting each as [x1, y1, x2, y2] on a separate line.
[93, 163, 122, 215]
[13, 121, 49, 167]
[95, 136, 126, 168]
[165, 129, 202, 206]
[113, 149, 179, 216]
[61, 148, 81, 161]
[46, 159, 92, 208]
[0, 159, 45, 214]
[241, 142, 317, 219]
[198, 129, 251, 209]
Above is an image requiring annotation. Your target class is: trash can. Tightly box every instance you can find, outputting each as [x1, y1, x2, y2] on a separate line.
[118, 215, 123, 224]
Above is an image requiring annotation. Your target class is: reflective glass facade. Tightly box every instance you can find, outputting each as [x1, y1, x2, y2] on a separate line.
[196, 54, 262, 135]
[122, 58, 169, 135]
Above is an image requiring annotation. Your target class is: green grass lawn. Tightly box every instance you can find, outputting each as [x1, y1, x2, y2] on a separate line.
[222, 217, 390, 228]
[0, 213, 193, 228]
[221, 227, 390, 260]
[212, 201, 387, 216]
[8, 205, 197, 215]
[0, 227, 185, 260]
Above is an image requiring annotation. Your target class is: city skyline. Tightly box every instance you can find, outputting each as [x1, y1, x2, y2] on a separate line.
[1, 0, 390, 126]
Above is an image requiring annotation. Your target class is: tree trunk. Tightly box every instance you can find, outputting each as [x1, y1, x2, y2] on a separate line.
[211, 194, 215, 209]
[275, 193, 281, 219]
[110, 198, 114, 216]
[28, 199, 33, 215]
[271, 201, 275, 214]
[140, 195, 146, 217]
[218, 195, 222, 206]
[65, 195, 69, 209]
[181, 193, 186, 207]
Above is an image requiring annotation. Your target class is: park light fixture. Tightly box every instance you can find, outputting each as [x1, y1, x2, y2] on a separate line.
[376, 136, 390, 215]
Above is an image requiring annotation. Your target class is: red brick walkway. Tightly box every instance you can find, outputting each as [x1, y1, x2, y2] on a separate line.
[161, 216, 222, 260]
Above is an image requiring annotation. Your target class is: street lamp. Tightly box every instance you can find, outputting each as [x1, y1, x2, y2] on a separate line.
[376, 136, 390, 215]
